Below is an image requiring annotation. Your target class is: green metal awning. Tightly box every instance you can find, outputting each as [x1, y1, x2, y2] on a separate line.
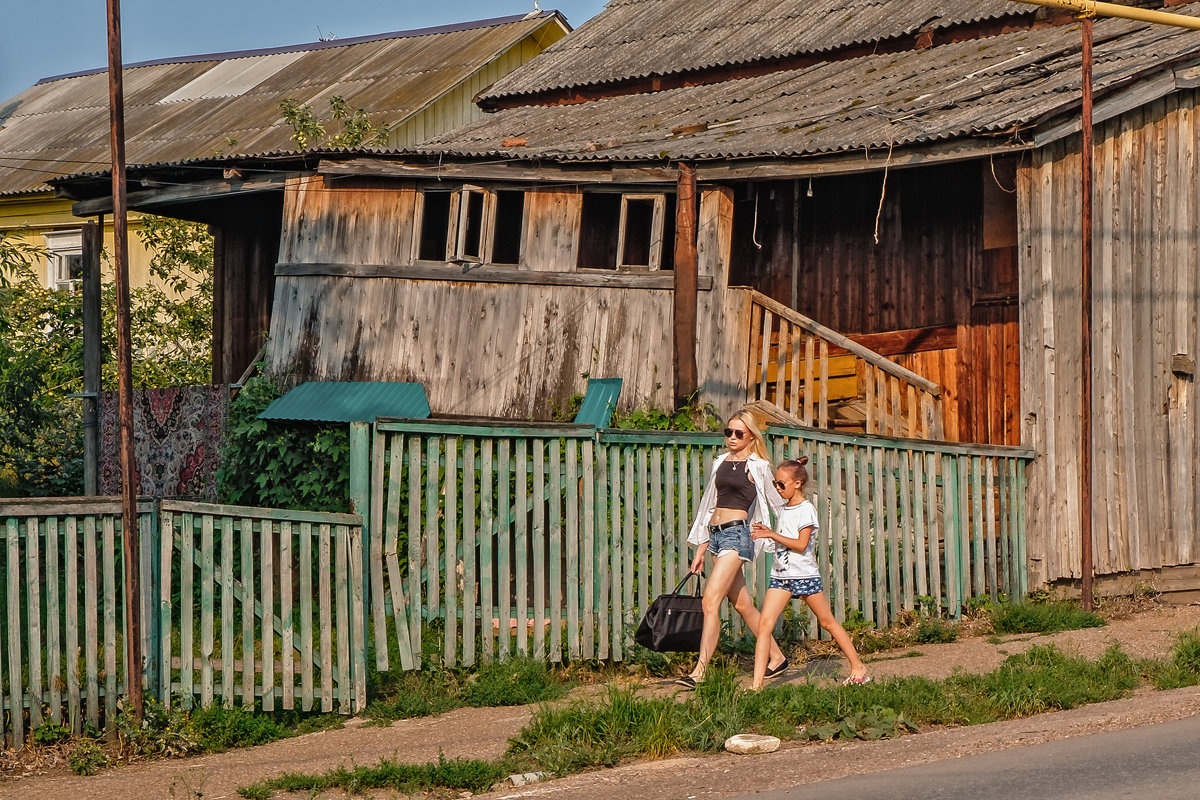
[258, 381, 431, 423]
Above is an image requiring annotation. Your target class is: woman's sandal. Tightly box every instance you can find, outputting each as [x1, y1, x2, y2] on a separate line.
[674, 675, 698, 689]
[764, 657, 790, 678]
[841, 673, 872, 686]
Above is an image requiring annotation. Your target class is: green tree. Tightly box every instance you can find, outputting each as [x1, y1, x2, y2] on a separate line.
[279, 95, 390, 151]
[0, 217, 214, 496]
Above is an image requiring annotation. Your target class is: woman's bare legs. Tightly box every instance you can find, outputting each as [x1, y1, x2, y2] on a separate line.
[751, 588, 793, 689]
[689, 552, 785, 682]
[803, 591, 866, 679]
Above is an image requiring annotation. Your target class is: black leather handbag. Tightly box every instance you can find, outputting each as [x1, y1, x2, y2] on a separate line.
[634, 574, 704, 652]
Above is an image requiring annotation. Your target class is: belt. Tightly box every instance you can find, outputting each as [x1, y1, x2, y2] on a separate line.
[709, 519, 748, 532]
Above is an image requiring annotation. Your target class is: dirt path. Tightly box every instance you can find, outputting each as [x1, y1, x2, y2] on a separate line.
[2, 604, 1198, 800]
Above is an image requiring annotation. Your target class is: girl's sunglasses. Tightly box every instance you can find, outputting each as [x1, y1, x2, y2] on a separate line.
[773, 479, 790, 491]
[723, 428, 746, 439]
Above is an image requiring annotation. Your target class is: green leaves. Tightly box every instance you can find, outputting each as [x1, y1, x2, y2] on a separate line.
[217, 376, 351, 512]
[279, 96, 389, 151]
[801, 706, 918, 742]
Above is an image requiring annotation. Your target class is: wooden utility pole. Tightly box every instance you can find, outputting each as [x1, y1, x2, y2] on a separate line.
[106, 0, 143, 719]
[673, 162, 699, 408]
[1079, 16, 1095, 612]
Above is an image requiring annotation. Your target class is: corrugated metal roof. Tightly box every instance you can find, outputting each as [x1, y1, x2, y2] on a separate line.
[427, 14, 1200, 163]
[0, 12, 565, 197]
[483, 0, 1035, 102]
[259, 381, 431, 423]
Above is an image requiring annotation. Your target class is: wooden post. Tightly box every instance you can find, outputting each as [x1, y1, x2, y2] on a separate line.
[673, 162, 699, 407]
[1079, 17, 1095, 611]
[81, 220, 103, 496]
[106, 0, 142, 719]
[348, 421, 371, 689]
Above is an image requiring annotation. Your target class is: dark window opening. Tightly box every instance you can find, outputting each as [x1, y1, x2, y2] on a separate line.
[491, 190, 525, 265]
[459, 188, 486, 261]
[620, 197, 657, 268]
[418, 190, 452, 261]
[578, 193, 621, 270]
[659, 195, 676, 271]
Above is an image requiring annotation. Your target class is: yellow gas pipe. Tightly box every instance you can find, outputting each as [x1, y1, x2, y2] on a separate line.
[1012, 0, 1200, 30]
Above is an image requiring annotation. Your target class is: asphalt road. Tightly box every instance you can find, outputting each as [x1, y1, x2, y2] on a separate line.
[731, 714, 1200, 800]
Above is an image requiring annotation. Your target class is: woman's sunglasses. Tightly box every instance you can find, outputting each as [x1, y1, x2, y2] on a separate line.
[722, 428, 746, 439]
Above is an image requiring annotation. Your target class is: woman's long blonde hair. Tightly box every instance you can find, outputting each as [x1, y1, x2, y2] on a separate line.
[728, 408, 771, 461]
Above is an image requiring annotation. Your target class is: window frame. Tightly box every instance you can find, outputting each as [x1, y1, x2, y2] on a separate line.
[412, 184, 505, 265]
[616, 193, 667, 271]
[42, 229, 84, 292]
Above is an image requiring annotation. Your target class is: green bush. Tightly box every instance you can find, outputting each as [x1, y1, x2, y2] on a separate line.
[991, 600, 1106, 635]
[33, 720, 72, 747]
[217, 376, 351, 512]
[462, 656, 566, 707]
[238, 753, 510, 799]
[68, 738, 110, 776]
[914, 616, 959, 644]
[190, 705, 290, 751]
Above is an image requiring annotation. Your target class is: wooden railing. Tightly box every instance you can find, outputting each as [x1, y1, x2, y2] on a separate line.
[746, 291, 945, 440]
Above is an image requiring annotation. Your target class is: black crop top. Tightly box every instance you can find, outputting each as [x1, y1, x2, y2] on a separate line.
[714, 459, 756, 512]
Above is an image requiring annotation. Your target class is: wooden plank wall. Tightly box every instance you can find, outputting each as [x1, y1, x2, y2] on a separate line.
[267, 177, 747, 417]
[1019, 90, 1200, 586]
[212, 196, 282, 384]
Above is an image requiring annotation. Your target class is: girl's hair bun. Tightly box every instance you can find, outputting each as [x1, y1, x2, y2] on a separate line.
[797, 456, 809, 465]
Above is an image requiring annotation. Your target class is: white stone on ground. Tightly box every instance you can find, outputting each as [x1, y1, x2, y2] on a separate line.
[724, 733, 781, 754]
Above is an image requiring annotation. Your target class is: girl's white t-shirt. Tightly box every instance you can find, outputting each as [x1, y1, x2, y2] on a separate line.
[770, 500, 820, 580]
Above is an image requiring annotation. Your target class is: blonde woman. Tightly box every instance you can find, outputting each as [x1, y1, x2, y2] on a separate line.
[676, 409, 788, 688]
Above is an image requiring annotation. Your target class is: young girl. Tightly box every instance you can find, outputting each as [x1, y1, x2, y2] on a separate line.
[677, 409, 788, 688]
[749, 457, 869, 690]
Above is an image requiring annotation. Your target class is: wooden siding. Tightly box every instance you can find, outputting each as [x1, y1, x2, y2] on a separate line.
[1020, 90, 1200, 586]
[268, 177, 747, 417]
[211, 197, 281, 384]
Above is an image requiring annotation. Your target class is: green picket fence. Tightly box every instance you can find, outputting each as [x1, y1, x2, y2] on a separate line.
[1, 422, 1032, 745]
[156, 501, 366, 716]
[0, 497, 157, 748]
[0, 497, 365, 748]
[363, 420, 1033, 671]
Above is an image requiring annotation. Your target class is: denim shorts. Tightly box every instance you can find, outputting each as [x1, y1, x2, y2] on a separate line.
[769, 576, 824, 597]
[707, 520, 753, 563]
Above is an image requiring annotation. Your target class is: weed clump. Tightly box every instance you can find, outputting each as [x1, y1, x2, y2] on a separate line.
[991, 601, 1106, 635]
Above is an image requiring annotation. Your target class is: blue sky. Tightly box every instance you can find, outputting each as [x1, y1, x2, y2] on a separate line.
[0, 0, 606, 103]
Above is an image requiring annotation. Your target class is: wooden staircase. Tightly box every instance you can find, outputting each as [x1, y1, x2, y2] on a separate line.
[745, 291, 945, 440]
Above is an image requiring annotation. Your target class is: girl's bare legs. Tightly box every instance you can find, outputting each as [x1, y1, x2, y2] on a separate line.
[802, 591, 867, 678]
[689, 551, 743, 681]
[689, 552, 785, 682]
[751, 588, 793, 689]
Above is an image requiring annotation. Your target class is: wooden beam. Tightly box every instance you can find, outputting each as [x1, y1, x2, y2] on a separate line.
[318, 158, 637, 185]
[673, 162, 699, 406]
[72, 174, 291, 216]
[274, 261, 714, 290]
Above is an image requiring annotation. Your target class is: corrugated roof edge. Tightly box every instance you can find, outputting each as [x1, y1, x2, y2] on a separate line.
[479, 6, 1035, 103]
[34, 10, 564, 87]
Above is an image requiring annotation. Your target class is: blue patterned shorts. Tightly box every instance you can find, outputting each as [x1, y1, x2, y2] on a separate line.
[769, 576, 824, 597]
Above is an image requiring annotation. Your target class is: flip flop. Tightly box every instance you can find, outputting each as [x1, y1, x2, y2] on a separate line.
[842, 674, 872, 686]
[674, 675, 698, 689]
[764, 657, 790, 678]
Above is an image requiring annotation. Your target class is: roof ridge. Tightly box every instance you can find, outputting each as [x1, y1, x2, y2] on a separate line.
[34, 11, 558, 87]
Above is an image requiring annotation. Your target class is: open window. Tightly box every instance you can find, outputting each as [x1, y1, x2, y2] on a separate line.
[578, 191, 675, 271]
[43, 229, 83, 292]
[413, 185, 525, 265]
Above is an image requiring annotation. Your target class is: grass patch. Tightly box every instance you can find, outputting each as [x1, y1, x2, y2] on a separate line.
[236, 640, 1184, 798]
[990, 600, 1106, 635]
[237, 753, 512, 799]
[1146, 628, 1200, 690]
[364, 655, 568, 723]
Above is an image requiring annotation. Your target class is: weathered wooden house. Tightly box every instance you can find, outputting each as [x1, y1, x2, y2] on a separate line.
[55, 0, 1200, 592]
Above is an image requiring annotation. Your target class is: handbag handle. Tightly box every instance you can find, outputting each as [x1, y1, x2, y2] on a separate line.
[671, 573, 702, 597]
